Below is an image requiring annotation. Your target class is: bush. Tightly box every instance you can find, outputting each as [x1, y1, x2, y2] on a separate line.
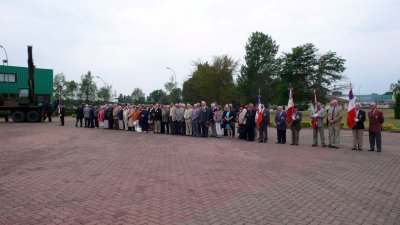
[269, 121, 276, 127]
[382, 123, 395, 131]
[301, 121, 312, 128]
[71, 113, 76, 118]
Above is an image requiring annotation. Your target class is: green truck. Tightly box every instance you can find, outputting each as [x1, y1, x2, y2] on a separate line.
[0, 46, 53, 122]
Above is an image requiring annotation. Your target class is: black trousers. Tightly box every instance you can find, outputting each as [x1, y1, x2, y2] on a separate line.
[60, 115, 64, 126]
[200, 122, 208, 137]
[76, 117, 83, 127]
[277, 129, 286, 143]
[369, 131, 382, 151]
[246, 124, 255, 141]
[161, 122, 169, 134]
[84, 118, 89, 127]
[94, 117, 99, 128]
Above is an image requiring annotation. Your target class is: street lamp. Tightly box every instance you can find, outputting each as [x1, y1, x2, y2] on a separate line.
[166, 66, 177, 83]
[0, 45, 9, 66]
[96, 76, 106, 87]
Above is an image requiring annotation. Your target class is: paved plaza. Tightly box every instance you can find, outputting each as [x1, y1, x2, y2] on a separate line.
[0, 118, 399, 225]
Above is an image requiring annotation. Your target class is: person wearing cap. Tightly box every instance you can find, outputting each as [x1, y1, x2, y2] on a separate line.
[351, 103, 366, 150]
[368, 103, 384, 152]
[290, 105, 302, 145]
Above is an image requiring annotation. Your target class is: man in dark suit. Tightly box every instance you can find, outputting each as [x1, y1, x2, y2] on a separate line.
[368, 103, 384, 152]
[245, 104, 256, 141]
[75, 104, 84, 127]
[290, 105, 302, 145]
[275, 106, 287, 144]
[59, 104, 65, 126]
[199, 101, 212, 137]
[351, 103, 366, 150]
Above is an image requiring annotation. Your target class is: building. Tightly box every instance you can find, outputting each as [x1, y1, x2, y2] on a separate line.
[0, 65, 53, 105]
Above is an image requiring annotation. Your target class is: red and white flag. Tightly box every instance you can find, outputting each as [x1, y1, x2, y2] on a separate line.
[346, 86, 356, 129]
[286, 87, 294, 125]
[255, 94, 262, 128]
[312, 90, 318, 129]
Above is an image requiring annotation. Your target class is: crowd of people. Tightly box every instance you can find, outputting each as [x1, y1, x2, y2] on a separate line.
[72, 99, 384, 152]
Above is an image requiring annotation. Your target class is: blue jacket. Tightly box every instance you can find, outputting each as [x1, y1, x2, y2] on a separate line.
[275, 111, 287, 130]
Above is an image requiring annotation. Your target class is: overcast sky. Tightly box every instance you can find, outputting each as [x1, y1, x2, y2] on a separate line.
[1, 0, 399, 97]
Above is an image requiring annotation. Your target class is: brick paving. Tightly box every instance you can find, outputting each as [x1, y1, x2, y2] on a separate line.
[0, 117, 399, 225]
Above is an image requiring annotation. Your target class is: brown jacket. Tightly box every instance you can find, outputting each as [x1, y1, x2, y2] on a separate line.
[368, 109, 384, 132]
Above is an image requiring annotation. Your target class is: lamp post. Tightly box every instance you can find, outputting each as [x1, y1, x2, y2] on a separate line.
[0, 45, 8, 66]
[96, 76, 106, 87]
[166, 67, 177, 83]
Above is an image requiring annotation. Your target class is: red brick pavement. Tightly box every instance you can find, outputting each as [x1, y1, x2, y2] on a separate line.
[0, 117, 399, 225]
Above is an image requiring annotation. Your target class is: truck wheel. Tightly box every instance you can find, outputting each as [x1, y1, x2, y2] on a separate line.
[27, 111, 40, 122]
[12, 111, 25, 122]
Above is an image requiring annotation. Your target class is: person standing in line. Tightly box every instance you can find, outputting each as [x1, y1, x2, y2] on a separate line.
[327, 100, 342, 149]
[245, 104, 256, 141]
[199, 101, 211, 138]
[123, 105, 129, 131]
[59, 104, 65, 126]
[191, 103, 200, 137]
[89, 105, 95, 128]
[118, 106, 124, 130]
[83, 104, 90, 127]
[75, 104, 84, 127]
[275, 106, 287, 144]
[139, 105, 149, 132]
[311, 102, 326, 147]
[94, 105, 99, 128]
[161, 105, 170, 134]
[153, 104, 162, 134]
[352, 103, 366, 150]
[368, 103, 384, 152]
[290, 106, 302, 145]
[184, 104, 193, 136]
[224, 106, 234, 138]
[258, 104, 270, 143]
[213, 105, 223, 138]
[170, 103, 178, 135]
[238, 105, 247, 140]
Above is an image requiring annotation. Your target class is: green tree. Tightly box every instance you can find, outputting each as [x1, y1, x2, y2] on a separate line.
[390, 80, 400, 95]
[278, 43, 346, 104]
[169, 87, 182, 103]
[53, 73, 66, 100]
[182, 55, 238, 104]
[79, 71, 97, 102]
[394, 93, 400, 119]
[237, 32, 279, 104]
[131, 88, 145, 104]
[147, 89, 167, 104]
[97, 84, 112, 103]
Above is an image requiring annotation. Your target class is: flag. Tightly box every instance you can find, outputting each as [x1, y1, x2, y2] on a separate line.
[255, 94, 262, 128]
[286, 87, 294, 125]
[346, 86, 356, 129]
[312, 90, 318, 129]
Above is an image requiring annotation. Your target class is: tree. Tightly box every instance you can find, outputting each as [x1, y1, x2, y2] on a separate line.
[390, 80, 400, 95]
[53, 73, 66, 100]
[79, 71, 97, 102]
[131, 88, 145, 104]
[182, 55, 238, 104]
[97, 84, 112, 103]
[277, 43, 346, 104]
[394, 93, 400, 119]
[169, 87, 182, 103]
[64, 80, 78, 101]
[147, 89, 167, 104]
[237, 32, 279, 104]
[164, 76, 178, 95]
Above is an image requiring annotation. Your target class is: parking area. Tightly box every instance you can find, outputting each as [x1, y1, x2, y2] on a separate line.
[0, 117, 399, 225]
